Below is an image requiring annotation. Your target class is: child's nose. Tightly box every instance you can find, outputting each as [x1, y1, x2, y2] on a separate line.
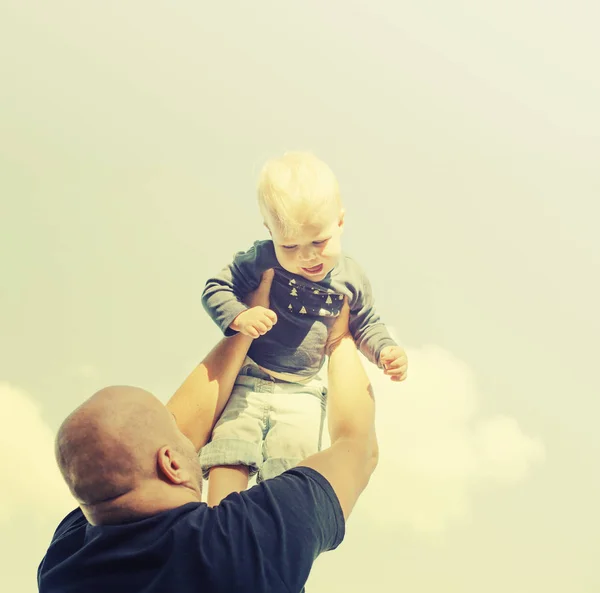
[298, 245, 316, 261]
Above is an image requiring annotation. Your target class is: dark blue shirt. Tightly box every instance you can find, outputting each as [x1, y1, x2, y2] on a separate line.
[38, 467, 344, 593]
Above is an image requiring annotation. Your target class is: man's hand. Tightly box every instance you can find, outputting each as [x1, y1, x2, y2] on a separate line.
[244, 269, 274, 309]
[379, 345, 408, 382]
[230, 270, 277, 338]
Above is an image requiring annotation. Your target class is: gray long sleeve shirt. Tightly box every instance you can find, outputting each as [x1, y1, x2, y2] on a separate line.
[202, 240, 397, 379]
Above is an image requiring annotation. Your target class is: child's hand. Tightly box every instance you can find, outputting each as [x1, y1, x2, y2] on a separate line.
[379, 346, 408, 382]
[231, 305, 277, 339]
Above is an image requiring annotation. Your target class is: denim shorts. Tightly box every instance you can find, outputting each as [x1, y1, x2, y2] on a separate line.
[199, 359, 328, 482]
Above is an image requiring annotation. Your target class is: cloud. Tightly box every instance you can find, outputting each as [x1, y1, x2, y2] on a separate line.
[0, 383, 73, 524]
[0, 383, 74, 593]
[356, 345, 545, 534]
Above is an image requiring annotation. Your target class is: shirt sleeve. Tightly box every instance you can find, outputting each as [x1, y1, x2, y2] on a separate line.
[348, 268, 397, 367]
[206, 467, 345, 592]
[201, 241, 278, 336]
[50, 508, 87, 539]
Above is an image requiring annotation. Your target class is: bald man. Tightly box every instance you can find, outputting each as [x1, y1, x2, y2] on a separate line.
[38, 271, 379, 593]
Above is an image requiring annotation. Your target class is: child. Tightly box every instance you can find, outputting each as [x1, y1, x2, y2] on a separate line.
[201, 152, 407, 505]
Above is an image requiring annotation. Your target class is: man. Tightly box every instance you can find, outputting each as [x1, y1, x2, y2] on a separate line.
[38, 270, 384, 592]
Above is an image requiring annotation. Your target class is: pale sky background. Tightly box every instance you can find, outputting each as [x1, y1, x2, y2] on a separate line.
[1, 1, 599, 591]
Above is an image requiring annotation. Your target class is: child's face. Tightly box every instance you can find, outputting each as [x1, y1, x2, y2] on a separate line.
[267, 210, 345, 282]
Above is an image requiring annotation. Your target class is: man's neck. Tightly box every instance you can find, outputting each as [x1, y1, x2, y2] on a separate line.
[82, 481, 202, 526]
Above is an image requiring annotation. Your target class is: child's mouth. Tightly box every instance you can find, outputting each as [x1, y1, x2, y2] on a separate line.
[301, 264, 324, 276]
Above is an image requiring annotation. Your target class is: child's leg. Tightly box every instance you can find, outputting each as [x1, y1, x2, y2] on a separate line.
[199, 363, 268, 504]
[260, 377, 327, 482]
[207, 464, 250, 507]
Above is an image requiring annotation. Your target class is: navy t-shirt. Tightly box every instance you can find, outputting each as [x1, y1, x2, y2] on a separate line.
[38, 467, 345, 593]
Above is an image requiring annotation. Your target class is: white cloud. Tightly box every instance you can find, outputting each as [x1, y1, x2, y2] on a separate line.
[356, 345, 545, 534]
[0, 383, 74, 593]
[0, 383, 73, 524]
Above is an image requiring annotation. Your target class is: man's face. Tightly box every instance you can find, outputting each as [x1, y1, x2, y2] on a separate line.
[268, 210, 345, 282]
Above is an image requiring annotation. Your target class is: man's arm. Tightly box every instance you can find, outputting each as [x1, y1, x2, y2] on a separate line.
[167, 269, 275, 452]
[202, 300, 372, 591]
[298, 302, 379, 520]
[166, 333, 253, 452]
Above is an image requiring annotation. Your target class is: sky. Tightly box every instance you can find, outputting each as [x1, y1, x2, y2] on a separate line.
[0, 1, 598, 591]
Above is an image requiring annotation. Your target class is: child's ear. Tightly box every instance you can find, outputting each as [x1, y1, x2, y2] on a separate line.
[264, 221, 272, 236]
[338, 209, 346, 232]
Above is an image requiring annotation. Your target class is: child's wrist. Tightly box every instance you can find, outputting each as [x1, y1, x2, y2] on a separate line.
[230, 311, 245, 331]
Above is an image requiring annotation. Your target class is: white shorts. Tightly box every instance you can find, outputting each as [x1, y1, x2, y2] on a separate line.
[199, 359, 327, 482]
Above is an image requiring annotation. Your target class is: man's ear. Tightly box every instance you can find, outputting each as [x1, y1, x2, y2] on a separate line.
[157, 446, 186, 485]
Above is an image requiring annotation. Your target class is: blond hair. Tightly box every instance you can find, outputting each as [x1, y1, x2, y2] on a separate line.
[258, 152, 342, 237]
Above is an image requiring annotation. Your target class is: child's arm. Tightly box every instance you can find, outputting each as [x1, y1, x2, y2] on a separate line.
[202, 241, 279, 337]
[348, 269, 407, 381]
[348, 273, 396, 365]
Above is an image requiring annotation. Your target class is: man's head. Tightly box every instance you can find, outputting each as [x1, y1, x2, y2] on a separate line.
[55, 386, 202, 525]
[258, 152, 345, 282]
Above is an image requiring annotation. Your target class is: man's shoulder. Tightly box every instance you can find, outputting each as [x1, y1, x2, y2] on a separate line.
[39, 503, 211, 592]
[278, 466, 343, 510]
[256, 466, 339, 497]
[52, 508, 87, 541]
[219, 466, 343, 527]
[49, 503, 208, 547]
[42, 504, 207, 562]
[239, 467, 345, 543]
